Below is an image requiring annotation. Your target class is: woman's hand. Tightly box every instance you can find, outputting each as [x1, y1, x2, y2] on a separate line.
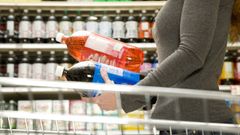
[81, 67, 117, 111]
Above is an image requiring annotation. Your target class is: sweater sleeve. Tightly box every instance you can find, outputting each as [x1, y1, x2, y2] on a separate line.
[121, 0, 221, 113]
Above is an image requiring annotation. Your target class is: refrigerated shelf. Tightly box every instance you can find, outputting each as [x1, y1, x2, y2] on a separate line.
[0, 42, 239, 52]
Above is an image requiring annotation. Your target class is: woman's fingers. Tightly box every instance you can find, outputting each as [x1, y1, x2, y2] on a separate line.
[100, 67, 113, 84]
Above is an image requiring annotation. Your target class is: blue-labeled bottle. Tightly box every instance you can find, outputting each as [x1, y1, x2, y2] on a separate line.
[55, 61, 145, 97]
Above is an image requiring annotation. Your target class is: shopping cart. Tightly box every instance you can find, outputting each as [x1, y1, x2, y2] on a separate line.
[0, 77, 239, 135]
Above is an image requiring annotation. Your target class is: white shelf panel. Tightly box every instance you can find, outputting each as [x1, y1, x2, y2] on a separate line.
[0, 1, 166, 10]
[0, 43, 157, 51]
[0, 129, 153, 135]
[0, 42, 239, 51]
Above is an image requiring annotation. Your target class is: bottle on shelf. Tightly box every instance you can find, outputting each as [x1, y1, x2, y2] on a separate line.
[55, 61, 145, 97]
[0, 101, 9, 129]
[0, 54, 3, 77]
[56, 30, 144, 72]
[126, 10, 138, 43]
[150, 9, 159, 42]
[59, 51, 72, 81]
[46, 10, 59, 43]
[86, 11, 99, 34]
[18, 51, 32, 78]
[235, 50, 240, 84]
[6, 51, 17, 77]
[59, 10, 72, 36]
[140, 51, 152, 72]
[138, 10, 151, 43]
[0, 16, 5, 43]
[19, 9, 32, 43]
[45, 51, 58, 80]
[112, 10, 125, 42]
[220, 50, 235, 85]
[32, 51, 45, 79]
[8, 100, 17, 129]
[99, 11, 112, 38]
[32, 9, 46, 43]
[5, 9, 16, 43]
[73, 11, 85, 33]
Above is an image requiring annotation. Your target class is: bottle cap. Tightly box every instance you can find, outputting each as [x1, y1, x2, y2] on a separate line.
[55, 65, 65, 77]
[56, 33, 64, 43]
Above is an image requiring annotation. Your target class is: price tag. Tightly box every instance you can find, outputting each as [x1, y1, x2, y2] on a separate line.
[230, 85, 240, 95]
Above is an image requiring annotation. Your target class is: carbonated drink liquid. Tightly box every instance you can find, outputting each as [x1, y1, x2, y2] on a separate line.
[56, 31, 144, 72]
[55, 61, 145, 97]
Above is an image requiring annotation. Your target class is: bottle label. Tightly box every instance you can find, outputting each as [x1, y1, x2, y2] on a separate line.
[101, 63, 123, 76]
[18, 63, 30, 78]
[19, 21, 31, 38]
[46, 21, 58, 38]
[86, 21, 98, 34]
[99, 21, 112, 38]
[32, 21, 45, 38]
[60, 21, 72, 36]
[140, 63, 152, 72]
[139, 22, 150, 39]
[126, 21, 138, 38]
[32, 63, 44, 79]
[236, 62, 240, 79]
[221, 62, 234, 79]
[85, 33, 124, 58]
[113, 21, 125, 39]
[7, 64, 14, 77]
[73, 21, 85, 33]
[45, 63, 57, 80]
[7, 21, 14, 36]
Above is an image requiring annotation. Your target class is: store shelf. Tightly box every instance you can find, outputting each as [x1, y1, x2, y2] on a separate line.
[0, 43, 157, 51]
[0, 1, 166, 11]
[1, 42, 239, 52]
[0, 129, 153, 135]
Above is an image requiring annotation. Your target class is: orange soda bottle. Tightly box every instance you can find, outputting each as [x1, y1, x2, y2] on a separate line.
[56, 31, 144, 72]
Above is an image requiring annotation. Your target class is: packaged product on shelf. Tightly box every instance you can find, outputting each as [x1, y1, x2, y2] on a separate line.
[0, 54, 3, 77]
[0, 16, 5, 43]
[0, 101, 9, 129]
[19, 9, 31, 43]
[58, 51, 72, 81]
[99, 11, 112, 38]
[55, 30, 144, 72]
[59, 10, 72, 36]
[126, 10, 138, 43]
[6, 51, 17, 77]
[18, 51, 32, 78]
[112, 10, 125, 42]
[6, 9, 16, 43]
[8, 100, 17, 129]
[45, 51, 57, 81]
[140, 51, 153, 72]
[32, 9, 45, 43]
[86, 103, 103, 130]
[73, 11, 85, 33]
[151, 52, 158, 69]
[138, 10, 151, 43]
[231, 101, 240, 113]
[149, 9, 159, 43]
[121, 110, 144, 131]
[46, 10, 58, 43]
[86, 11, 99, 34]
[52, 100, 69, 131]
[220, 50, 235, 85]
[55, 61, 145, 97]
[17, 100, 35, 130]
[236, 113, 240, 124]
[235, 50, 240, 84]
[35, 100, 52, 130]
[32, 51, 45, 79]
[69, 100, 86, 130]
[102, 110, 119, 130]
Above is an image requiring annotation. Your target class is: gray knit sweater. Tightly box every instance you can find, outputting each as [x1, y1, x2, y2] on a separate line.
[121, 0, 234, 123]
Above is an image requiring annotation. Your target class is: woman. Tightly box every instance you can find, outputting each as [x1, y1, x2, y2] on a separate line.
[83, 0, 240, 131]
